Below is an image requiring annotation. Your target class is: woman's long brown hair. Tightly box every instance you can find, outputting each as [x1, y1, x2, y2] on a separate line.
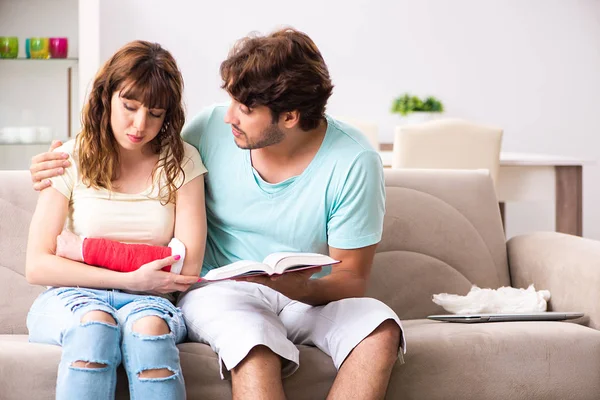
[78, 40, 185, 204]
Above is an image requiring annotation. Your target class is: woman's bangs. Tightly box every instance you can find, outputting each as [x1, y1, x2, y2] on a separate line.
[119, 70, 172, 110]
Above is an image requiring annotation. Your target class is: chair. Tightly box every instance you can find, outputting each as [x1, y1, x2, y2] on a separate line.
[392, 118, 505, 227]
[392, 118, 503, 187]
[335, 117, 380, 150]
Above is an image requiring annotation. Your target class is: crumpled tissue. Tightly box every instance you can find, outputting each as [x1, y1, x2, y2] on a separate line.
[432, 284, 551, 314]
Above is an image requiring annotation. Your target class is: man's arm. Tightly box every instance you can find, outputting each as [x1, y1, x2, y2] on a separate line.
[241, 244, 377, 306]
[306, 244, 377, 303]
[29, 140, 71, 191]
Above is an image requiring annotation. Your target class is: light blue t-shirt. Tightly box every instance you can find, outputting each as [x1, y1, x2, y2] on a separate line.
[182, 104, 385, 277]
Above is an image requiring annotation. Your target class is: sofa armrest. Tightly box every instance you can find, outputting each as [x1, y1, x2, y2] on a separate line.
[508, 232, 600, 329]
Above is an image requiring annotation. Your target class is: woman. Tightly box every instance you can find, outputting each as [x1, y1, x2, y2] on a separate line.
[25, 40, 206, 400]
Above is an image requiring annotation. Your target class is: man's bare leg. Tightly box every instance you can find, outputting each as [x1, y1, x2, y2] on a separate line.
[231, 345, 286, 400]
[327, 320, 401, 400]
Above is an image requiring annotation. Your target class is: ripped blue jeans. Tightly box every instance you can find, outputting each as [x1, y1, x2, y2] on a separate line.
[27, 287, 187, 400]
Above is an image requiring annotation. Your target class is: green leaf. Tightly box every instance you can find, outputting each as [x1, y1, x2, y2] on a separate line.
[390, 93, 444, 115]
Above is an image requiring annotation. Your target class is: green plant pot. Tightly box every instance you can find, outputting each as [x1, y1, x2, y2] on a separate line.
[398, 112, 441, 126]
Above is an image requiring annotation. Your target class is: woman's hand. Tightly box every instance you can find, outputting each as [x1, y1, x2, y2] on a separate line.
[127, 255, 199, 294]
[55, 230, 84, 262]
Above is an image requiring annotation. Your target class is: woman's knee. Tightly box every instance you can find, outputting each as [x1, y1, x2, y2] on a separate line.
[130, 315, 175, 378]
[70, 360, 108, 369]
[80, 310, 116, 325]
[131, 315, 170, 336]
[67, 310, 121, 369]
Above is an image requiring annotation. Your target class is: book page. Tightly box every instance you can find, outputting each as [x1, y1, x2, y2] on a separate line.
[203, 260, 272, 281]
[262, 252, 338, 273]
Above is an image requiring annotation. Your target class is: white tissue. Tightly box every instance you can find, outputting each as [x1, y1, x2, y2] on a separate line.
[432, 285, 551, 314]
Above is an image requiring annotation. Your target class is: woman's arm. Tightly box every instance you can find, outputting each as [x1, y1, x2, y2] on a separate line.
[26, 188, 197, 292]
[48, 175, 206, 280]
[26, 187, 134, 288]
[173, 175, 207, 277]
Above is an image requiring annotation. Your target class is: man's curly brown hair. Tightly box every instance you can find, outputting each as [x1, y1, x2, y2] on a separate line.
[220, 28, 334, 131]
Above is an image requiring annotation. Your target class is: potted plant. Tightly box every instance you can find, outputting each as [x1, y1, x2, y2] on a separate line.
[391, 93, 444, 124]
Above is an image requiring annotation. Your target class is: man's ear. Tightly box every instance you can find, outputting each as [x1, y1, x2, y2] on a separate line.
[280, 110, 300, 129]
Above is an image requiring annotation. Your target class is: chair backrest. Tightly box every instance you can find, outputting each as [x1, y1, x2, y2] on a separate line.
[392, 119, 503, 187]
[334, 117, 380, 150]
[366, 168, 510, 320]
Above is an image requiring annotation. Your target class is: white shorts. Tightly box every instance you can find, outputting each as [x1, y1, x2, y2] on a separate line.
[177, 280, 405, 379]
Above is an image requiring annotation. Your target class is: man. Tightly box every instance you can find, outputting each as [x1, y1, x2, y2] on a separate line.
[30, 28, 405, 400]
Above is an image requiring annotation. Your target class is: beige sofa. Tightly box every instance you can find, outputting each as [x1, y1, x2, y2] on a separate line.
[1, 168, 600, 399]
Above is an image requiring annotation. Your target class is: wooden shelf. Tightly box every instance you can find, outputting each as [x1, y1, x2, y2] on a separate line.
[0, 142, 52, 146]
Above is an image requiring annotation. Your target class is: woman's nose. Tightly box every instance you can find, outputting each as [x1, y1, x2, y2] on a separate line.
[133, 110, 147, 132]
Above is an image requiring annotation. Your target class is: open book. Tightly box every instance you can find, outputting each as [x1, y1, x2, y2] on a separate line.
[202, 252, 340, 281]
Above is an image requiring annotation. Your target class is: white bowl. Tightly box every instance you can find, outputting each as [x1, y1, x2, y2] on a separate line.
[19, 127, 38, 143]
[0, 127, 20, 143]
[37, 127, 53, 143]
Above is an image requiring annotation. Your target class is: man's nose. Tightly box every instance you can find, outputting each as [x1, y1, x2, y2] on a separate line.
[224, 103, 238, 125]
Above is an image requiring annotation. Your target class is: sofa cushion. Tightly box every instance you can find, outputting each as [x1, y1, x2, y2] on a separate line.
[370, 170, 510, 319]
[0, 336, 337, 400]
[0, 335, 63, 400]
[368, 250, 474, 320]
[4, 319, 600, 400]
[386, 319, 600, 399]
[0, 171, 43, 334]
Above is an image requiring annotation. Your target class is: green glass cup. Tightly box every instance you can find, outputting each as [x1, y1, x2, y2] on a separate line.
[29, 37, 49, 59]
[0, 37, 19, 58]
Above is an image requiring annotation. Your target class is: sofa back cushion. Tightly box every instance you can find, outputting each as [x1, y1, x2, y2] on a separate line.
[366, 169, 510, 320]
[0, 171, 44, 334]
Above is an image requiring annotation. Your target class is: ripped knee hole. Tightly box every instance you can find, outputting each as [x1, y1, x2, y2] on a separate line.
[80, 310, 116, 326]
[138, 368, 176, 379]
[71, 361, 107, 369]
[132, 316, 170, 336]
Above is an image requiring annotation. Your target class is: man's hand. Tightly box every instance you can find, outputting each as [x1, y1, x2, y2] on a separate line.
[237, 267, 321, 301]
[56, 230, 84, 262]
[127, 255, 199, 294]
[30, 140, 71, 191]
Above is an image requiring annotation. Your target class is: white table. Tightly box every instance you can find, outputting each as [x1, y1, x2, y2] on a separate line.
[379, 149, 590, 236]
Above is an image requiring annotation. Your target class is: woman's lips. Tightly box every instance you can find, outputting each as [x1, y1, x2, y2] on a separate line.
[127, 135, 143, 143]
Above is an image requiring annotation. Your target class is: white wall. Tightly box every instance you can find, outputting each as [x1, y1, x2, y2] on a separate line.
[77, 0, 99, 109]
[80, 0, 600, 239]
